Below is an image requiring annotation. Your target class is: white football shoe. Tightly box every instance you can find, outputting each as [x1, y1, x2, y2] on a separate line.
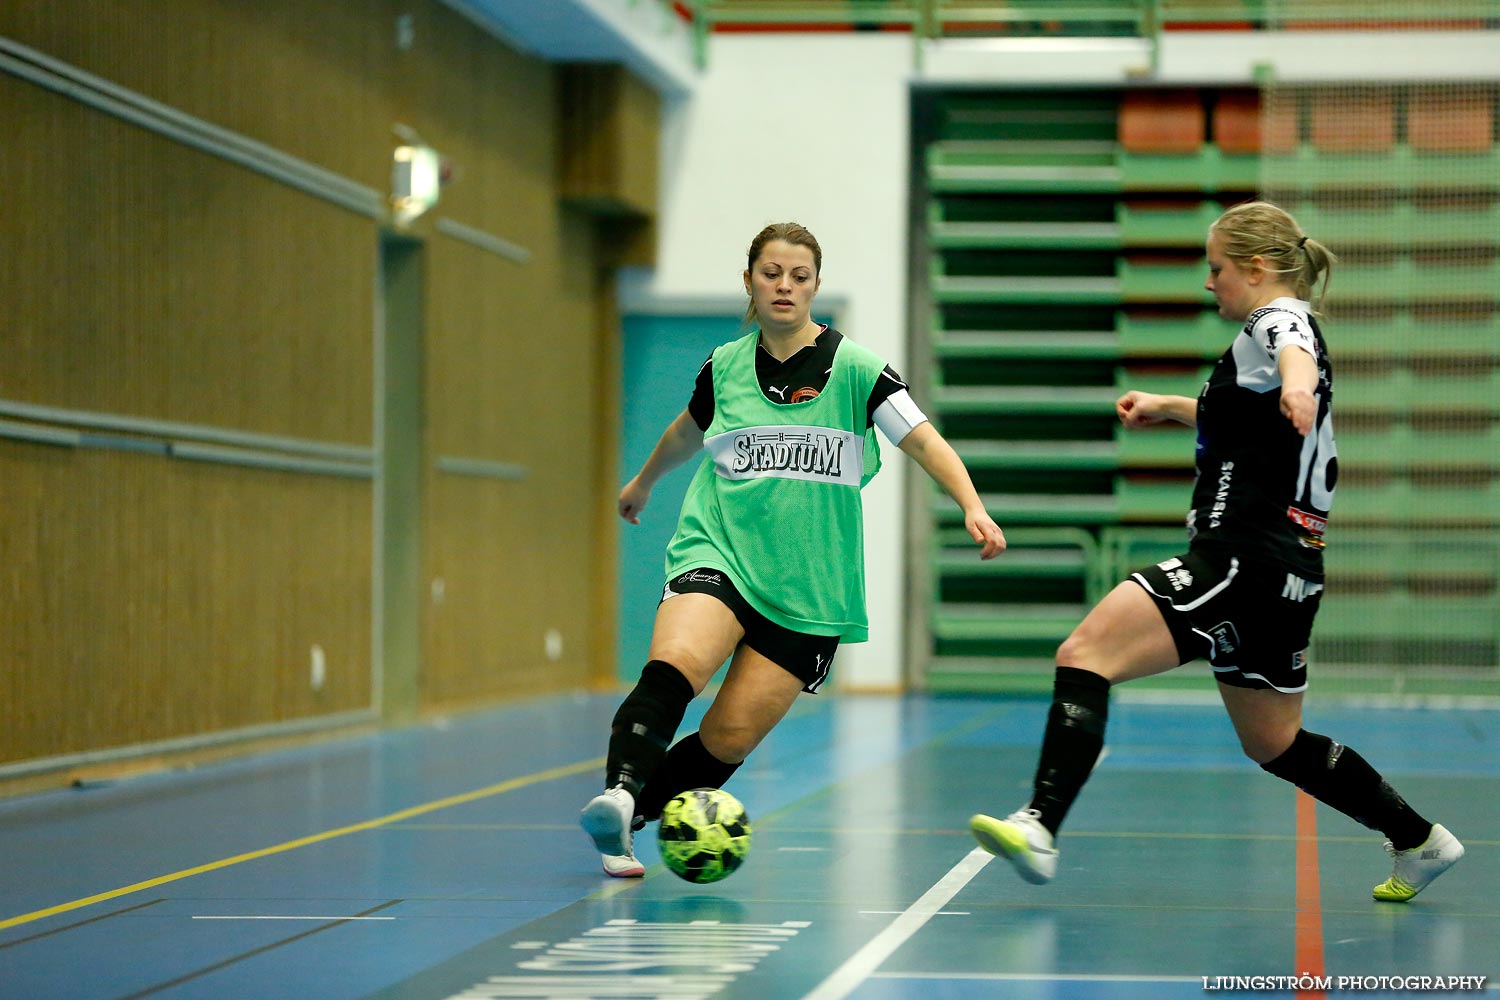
[580, 786, 645, 878]
[1373, 823, 1463, 902]
[970, 807, 1059, 885]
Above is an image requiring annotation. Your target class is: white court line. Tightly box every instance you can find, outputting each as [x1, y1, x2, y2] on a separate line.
[802, 848, 994, 1000]
[191, 915, 396, 921]
[873, 972, 1203, 983]
[858, 911, 969, 916]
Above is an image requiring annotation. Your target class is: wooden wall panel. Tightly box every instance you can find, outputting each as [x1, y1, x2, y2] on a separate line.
[0, 0, 392, 188]
[1, 0, 648, 774]
[1, 1, 382, 772]
[421, 472, 543, 705]
[421, 209, 607, 703]
[397, 3, 563, 257]
[415, 5, 612, 703]
[0, 444, 371, 766]
[558, 64, 660, 218]
[1, 74, 375, 443]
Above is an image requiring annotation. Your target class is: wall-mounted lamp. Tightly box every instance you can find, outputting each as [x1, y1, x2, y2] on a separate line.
[391, 142, 446, 227]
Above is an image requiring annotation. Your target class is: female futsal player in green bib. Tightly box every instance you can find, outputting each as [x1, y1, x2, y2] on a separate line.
[581, 222, 1006, 876]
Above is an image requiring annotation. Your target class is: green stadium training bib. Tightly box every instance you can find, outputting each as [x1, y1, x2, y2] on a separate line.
[665, 329, 886, 641]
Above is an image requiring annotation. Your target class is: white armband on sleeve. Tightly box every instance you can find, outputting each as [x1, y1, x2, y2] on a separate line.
[1251, 308, 1319, 362]
[873, 389, 928, 445]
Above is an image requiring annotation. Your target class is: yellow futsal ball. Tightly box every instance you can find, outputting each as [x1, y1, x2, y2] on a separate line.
[657, 788, 752, 884]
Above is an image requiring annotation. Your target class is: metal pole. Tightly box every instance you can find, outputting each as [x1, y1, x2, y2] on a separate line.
[690, 0, 709, 69]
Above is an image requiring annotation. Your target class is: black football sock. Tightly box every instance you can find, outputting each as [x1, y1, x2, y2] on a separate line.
[636, 731, 743, 822]
[605, 660, 695, 799]
[1028, 666, 1111, 835]
[1261, 729, 1432, 850]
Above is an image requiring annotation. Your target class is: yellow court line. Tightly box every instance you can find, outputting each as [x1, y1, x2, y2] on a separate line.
[0, 755, 603, 933]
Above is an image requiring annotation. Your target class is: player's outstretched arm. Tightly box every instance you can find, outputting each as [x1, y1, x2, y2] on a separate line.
[1276, 345, 1319, 437]
[619, 409, 705, 524]
[1116, 391, 1198, 429]
[898, 422, 1006, 560]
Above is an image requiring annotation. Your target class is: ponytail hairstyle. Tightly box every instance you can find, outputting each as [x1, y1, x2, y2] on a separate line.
[742, 222, 823, 328]
[1211, 201, 1337, 314]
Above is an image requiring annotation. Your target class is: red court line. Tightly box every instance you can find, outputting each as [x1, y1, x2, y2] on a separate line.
[1295, 791, 1328, 1000]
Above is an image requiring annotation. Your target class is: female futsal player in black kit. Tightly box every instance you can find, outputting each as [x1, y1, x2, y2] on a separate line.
[970, 201, 1464, 902]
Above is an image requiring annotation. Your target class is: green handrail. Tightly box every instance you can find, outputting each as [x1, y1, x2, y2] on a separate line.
[686, 0, 1500, 68]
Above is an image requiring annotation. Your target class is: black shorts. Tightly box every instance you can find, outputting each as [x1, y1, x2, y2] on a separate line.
[662, 568, 838, 694]
[1129, 549, 1323, 694]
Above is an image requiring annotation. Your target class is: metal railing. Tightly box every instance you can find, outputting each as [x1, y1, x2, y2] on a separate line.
[683, 1, 1500, 66]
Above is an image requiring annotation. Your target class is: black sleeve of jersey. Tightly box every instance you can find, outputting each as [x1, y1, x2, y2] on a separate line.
[865, 365, 909, 428]
[687, 355, 715, 431]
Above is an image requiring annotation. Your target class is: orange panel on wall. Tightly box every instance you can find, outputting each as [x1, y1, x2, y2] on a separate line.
[1213, 90, 1262, 154]
[1310, 93, 1395, 151]
[1120, 90, 1205, 153]
[1408, 89, 1495, 152]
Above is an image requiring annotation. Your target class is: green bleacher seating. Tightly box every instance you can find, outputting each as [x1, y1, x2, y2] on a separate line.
[1263, 146, 1500, 192]
[938, 491, 1120, 527]
[933, 384, 1119, 415]
[1115, 367, 1213, 396]
[1326, 530, 1500, 586]
[1317, 595, 1499, 643]
[931, 604, 1090, 657]
[1287, 202, 1500, 249]
[1336, 369, 1500, 415]
[930, 219, 1121, 251]
[1337, 256, 1500, 305]
[952, 439, 1119, 472]
[930, 273, 1122, 304]
[927, 143, 1123, 193]
[1116, 424, 1196, 468]
[1118, 258, 1214, 303]
[1338, 426, 1500, 472]
[1115, 476, 1191, 523]
[1118, 147, 1259, 192]
[1117, 200, 1222, 245]
[934, 329, 1121, 362]
[919, 86, 1500, 693]
[1334, 480, 1500, 526]
[1333, 311, 1500, 361]
[1117, 309, 1228, 358]
[1100, 525, 1185, 580]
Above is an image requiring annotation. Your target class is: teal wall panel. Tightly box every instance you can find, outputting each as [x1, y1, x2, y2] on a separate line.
[616, 313, 743, 682]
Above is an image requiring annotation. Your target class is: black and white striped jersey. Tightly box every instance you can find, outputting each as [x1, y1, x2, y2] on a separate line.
[1189, 297, 1337, 578]
[688, 325, 927, 445]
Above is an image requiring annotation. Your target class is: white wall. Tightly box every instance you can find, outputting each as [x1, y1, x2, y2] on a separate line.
[623, 26, 1500, 690]
[622, 33, 915, 690]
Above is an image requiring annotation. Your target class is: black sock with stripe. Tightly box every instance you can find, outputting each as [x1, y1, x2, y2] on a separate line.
[1029, 666, 1111, 835]
[1261, 729, 1432, 850]
[635, 731, 743, 822]
[605, 659, 695, 799]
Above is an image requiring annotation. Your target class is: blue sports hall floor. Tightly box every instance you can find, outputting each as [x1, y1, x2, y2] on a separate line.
[1, 689, 1495, 1000]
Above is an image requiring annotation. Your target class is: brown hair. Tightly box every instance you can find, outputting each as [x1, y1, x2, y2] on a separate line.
[743, 222, 822, 327]
[1211, 201, 1337, 312]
